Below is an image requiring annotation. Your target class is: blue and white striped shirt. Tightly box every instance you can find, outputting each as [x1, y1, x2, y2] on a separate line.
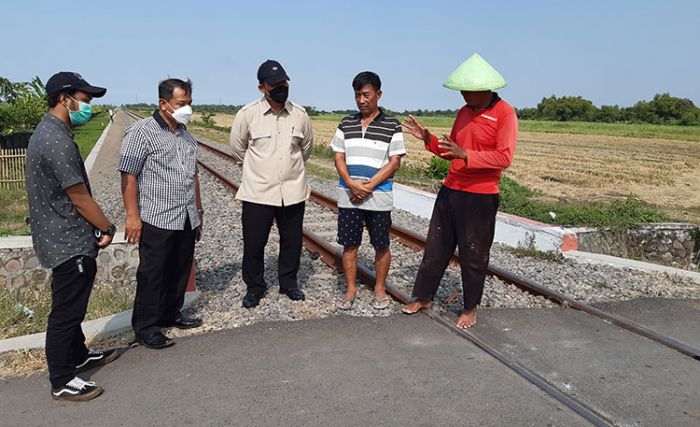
[330, 111, 406, 211]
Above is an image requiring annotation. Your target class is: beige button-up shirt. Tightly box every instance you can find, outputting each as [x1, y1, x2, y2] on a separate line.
[230, 98, 313, 206]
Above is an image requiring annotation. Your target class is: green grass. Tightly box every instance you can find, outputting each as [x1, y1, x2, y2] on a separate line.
[0, 114, 108, 236]
[518, 120, 700, 141]
[73, 112, 111, 159]
[309, 113, 345, 122]
[0, 284, 135, 339]
[190, 120, 230, 133]
[499, 175, 667, 228]
[0, 187, 29, 236]
[416, 156, 670, 228]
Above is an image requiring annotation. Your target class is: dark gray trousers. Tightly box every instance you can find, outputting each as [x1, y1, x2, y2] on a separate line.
[412, 186, 499, 310]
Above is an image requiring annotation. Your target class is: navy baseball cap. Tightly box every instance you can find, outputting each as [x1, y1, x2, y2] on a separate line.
[45, 72, 107, 97]
[257, 60, 290, 85]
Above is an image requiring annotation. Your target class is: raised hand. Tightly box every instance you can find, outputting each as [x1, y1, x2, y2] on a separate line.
[402, 114, 431, 143]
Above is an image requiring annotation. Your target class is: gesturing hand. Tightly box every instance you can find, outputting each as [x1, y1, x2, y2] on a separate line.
[402, 114, 431, 143]
[438, 134, 467, 161]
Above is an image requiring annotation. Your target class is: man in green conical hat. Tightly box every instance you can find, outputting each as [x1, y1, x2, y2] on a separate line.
[401, 54, 519, 329]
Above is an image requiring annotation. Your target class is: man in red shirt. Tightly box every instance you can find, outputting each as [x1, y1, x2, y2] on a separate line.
[401, 53, 518, 328]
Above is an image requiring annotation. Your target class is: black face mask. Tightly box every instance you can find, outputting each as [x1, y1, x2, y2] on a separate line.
[268, 85, 289, 104]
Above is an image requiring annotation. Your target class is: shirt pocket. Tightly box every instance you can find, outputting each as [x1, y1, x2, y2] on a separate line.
[250, 126, 273, 155]
[290, 129, 305, 154]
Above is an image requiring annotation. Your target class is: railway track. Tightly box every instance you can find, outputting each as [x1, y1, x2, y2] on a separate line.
[123, 109, 699, 426]
[174, 112, 699, 362]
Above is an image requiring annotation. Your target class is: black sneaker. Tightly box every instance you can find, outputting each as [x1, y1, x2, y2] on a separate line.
[75, 348, 120, 373]
[51, 377, 103, 401]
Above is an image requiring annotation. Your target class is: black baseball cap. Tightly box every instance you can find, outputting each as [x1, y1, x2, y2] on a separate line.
[257, 60, 290, 85]
[45, 72, 107, 98]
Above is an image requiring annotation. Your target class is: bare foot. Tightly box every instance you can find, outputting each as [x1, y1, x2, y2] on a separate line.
[402, 300, 432, 314]
[456, 308, 477, 329]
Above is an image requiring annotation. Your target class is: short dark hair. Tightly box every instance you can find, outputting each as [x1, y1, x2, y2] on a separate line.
[47, 89, 77, 108]
[158, 78, 192, 101]
[352, 71, 381, 92]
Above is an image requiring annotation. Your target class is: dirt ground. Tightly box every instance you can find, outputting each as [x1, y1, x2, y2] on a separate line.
[191, 112, 700, 223]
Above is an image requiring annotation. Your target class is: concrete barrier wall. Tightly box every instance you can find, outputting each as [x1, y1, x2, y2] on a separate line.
[0, 236, 138, 293]
[574, 223, 699, 268]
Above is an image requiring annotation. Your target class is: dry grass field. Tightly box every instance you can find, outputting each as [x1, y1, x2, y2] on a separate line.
[190, 112, 700, 223]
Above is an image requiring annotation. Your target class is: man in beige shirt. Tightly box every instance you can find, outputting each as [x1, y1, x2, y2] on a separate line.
[230, 59, 313, 309]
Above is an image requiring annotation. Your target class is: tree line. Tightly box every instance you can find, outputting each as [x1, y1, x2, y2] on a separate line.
[516, 93, 700, 125]
[295, 94, 700, 126]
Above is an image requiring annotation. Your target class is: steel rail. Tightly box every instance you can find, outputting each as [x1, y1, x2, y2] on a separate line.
[195, 152, 612, 426]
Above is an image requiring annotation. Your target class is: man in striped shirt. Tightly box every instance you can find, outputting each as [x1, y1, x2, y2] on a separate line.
[331, 71, 406, 310]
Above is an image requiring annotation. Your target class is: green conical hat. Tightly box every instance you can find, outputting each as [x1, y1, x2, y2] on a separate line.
[442, 53, 506, 91]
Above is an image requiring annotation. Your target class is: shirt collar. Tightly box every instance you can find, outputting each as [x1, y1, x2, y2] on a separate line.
[354, 107, 385, 124]
[261, 97, 292, 115]
[152, 109, 186, 131]
[43, 113, 74, 138]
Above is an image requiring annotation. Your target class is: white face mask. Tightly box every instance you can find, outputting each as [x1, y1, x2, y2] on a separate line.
[166, 102, 193, 125]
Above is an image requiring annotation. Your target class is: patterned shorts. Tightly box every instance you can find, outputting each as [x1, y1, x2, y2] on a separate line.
[337, 208, 392, 249]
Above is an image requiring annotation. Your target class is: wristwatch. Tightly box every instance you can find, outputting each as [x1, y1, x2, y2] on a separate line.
[103, 223, 117, 236]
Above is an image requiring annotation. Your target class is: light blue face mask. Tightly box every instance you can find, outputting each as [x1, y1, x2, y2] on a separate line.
[65, 95, 93, 125]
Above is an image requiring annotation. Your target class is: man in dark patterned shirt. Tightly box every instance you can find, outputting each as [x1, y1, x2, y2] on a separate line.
[119, 78, 203, 349]
[26, 72, 119, 401]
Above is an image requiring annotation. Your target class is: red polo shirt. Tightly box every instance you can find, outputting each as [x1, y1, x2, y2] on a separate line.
[425, 97, 518, 194]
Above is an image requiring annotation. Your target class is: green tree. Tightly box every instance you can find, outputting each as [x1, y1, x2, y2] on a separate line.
[537, 95, 598, 121]
[0, 76, 46, 134]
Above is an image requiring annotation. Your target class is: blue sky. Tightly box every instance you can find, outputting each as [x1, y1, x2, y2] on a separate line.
[2, 0, 699, 111]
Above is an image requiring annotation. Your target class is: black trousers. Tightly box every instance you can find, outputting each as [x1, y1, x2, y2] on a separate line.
[132, 219, 196, 336]
[241, 201, 305, 294]
[412, 186, 499, 310]
[46, 255, 96, 389]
